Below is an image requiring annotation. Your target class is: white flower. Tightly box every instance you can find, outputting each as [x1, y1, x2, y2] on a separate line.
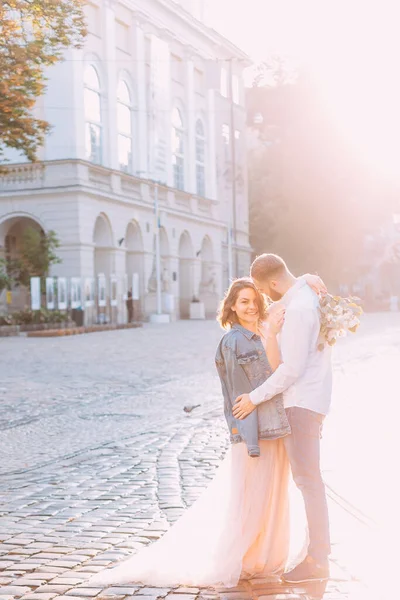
[348, 317, 360, 328]
[318, 293, 362, 350]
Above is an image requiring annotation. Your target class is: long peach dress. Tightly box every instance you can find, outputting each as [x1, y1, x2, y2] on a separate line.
[90, 335, 292, 588]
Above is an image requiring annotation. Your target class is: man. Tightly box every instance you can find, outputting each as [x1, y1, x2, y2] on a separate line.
[233, 254, 332, 583]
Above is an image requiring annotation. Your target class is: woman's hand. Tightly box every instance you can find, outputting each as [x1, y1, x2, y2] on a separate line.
[303, 273, 327, 296]
[267, 304, 286, 335]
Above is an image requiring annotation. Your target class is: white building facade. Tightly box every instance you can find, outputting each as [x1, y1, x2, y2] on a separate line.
[0, 0, 251, 321]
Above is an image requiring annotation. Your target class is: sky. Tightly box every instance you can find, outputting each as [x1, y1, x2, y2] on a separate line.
[206, 0, 400, 179]
[206, 0, 316, 60]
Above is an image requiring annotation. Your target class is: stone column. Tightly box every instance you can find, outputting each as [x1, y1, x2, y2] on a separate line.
[192, 256, 202, 299]
[103, 0, 118, 170]
[135, 22, 148, 178]
[113, 247, 126, 323]
[207, 89, 217, 201]
[186, 58, 196, 194]
[143, 249, 155, 317]
[169, 255, 179, 321]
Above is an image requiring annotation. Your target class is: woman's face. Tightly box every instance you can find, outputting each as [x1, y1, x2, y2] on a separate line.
[232, 287, 259, 327]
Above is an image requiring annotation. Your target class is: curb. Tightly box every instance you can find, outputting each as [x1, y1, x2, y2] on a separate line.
[26, 322, 143, 337]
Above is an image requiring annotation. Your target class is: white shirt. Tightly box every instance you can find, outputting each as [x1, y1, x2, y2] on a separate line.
[250, 279, 332, 415]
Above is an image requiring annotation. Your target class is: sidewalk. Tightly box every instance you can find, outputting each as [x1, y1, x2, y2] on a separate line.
[1, 315, 398, 600]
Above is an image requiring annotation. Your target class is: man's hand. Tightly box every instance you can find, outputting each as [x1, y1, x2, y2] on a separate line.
[232, 394, 256, 420]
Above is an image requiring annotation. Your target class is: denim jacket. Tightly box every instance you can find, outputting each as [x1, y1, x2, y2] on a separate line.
[215, 323, 291, 457]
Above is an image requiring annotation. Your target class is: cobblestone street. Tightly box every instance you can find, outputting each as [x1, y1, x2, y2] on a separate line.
[1, 315, 400, 600]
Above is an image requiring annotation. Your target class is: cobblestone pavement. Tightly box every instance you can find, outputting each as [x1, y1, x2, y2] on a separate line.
[1, 314, 400, 600]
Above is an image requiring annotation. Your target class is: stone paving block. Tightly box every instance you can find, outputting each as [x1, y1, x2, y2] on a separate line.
[54, 597, 98, 600]
[50, 576, 88, 585]
[47, 560, 82, 568]
[217, 593, 252, 600]
[11, 577, 49, 586]
[20, 594, 58, 600]
[100, 587, 140, 595]
[76, 565, 104, 573]
[18, 572, 55, 582]
[5, 538, 36, 546]
[165, 595, 198, 600]
[4, 563, 39, 571]
[34, 584, 74, 594]
[135, 588, 170, 597]
[36, 566, 70, 574]
[72, 549, 100, 557]
[64, 588, 103, 597]
[257, 596, 303, 600]
[124, 597, 167, 600]
[0, 587, 32, 598]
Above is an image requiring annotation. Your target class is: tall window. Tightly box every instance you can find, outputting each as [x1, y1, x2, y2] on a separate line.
[172, 107, 185, 191]
[84, 65, 102, 164]
[117, 80, 132, 173]
[196, 119, 206, 197]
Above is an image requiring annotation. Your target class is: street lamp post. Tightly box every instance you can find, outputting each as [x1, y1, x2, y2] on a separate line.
[154, 182, 162, 316]
[136, 170, 170, 324]
[149, 179, 170, 324]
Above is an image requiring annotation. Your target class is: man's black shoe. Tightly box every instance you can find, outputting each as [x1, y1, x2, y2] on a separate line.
[282, 555, 329, 584]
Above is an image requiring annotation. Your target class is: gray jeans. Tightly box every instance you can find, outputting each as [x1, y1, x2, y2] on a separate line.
[284, 407, 331, 563]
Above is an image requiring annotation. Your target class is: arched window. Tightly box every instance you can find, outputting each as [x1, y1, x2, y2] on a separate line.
[117, 80, 132, 173]
[195, 119, 206, 197]
[84, 65, 102, 164]
[172, 107, 185, 191]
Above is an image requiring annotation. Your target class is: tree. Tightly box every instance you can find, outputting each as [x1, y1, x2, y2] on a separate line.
[247, 65, 399, 288]
[8, 227, 61, 287]
[0, 258, 11, 293]
[0, 0, 86, 162]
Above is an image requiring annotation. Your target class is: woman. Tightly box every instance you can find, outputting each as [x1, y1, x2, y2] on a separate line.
[90, 275, 324, 589]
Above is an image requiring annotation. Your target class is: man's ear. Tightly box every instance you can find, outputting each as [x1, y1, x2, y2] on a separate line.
[269, 279, 278, 290]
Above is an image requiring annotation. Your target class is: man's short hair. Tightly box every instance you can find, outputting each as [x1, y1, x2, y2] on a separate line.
[250, 253, 288, 281]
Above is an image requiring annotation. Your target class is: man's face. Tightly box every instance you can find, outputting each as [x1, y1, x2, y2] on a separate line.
[252, 277, 282, 302]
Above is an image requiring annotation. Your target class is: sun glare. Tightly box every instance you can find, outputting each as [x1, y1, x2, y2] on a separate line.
[212, 0, 400, 179]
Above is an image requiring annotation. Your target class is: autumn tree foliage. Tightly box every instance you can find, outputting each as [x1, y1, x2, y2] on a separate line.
[0, 0, 86, 162]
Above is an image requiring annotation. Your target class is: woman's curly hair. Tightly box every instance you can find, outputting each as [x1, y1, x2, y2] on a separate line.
[217, 277, 268, 330]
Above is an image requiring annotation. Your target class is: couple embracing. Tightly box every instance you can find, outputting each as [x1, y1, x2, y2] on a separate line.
[92, 253, 332, 589]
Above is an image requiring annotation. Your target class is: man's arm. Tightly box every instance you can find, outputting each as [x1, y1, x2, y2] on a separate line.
[232, 307, 318, 419]
[250, 308, 317, 405]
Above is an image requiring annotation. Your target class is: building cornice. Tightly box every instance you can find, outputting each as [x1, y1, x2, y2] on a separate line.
[125, 0, 251, 64]
[0, 160, 229, 231]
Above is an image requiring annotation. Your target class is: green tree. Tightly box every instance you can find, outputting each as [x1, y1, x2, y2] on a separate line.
[0, 258, 11, 293]
[8, 227, 61, 287]
[0, 0, 86, 162]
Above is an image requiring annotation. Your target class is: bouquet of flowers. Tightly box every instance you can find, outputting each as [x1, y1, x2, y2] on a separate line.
[318, 294, 363, 351]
